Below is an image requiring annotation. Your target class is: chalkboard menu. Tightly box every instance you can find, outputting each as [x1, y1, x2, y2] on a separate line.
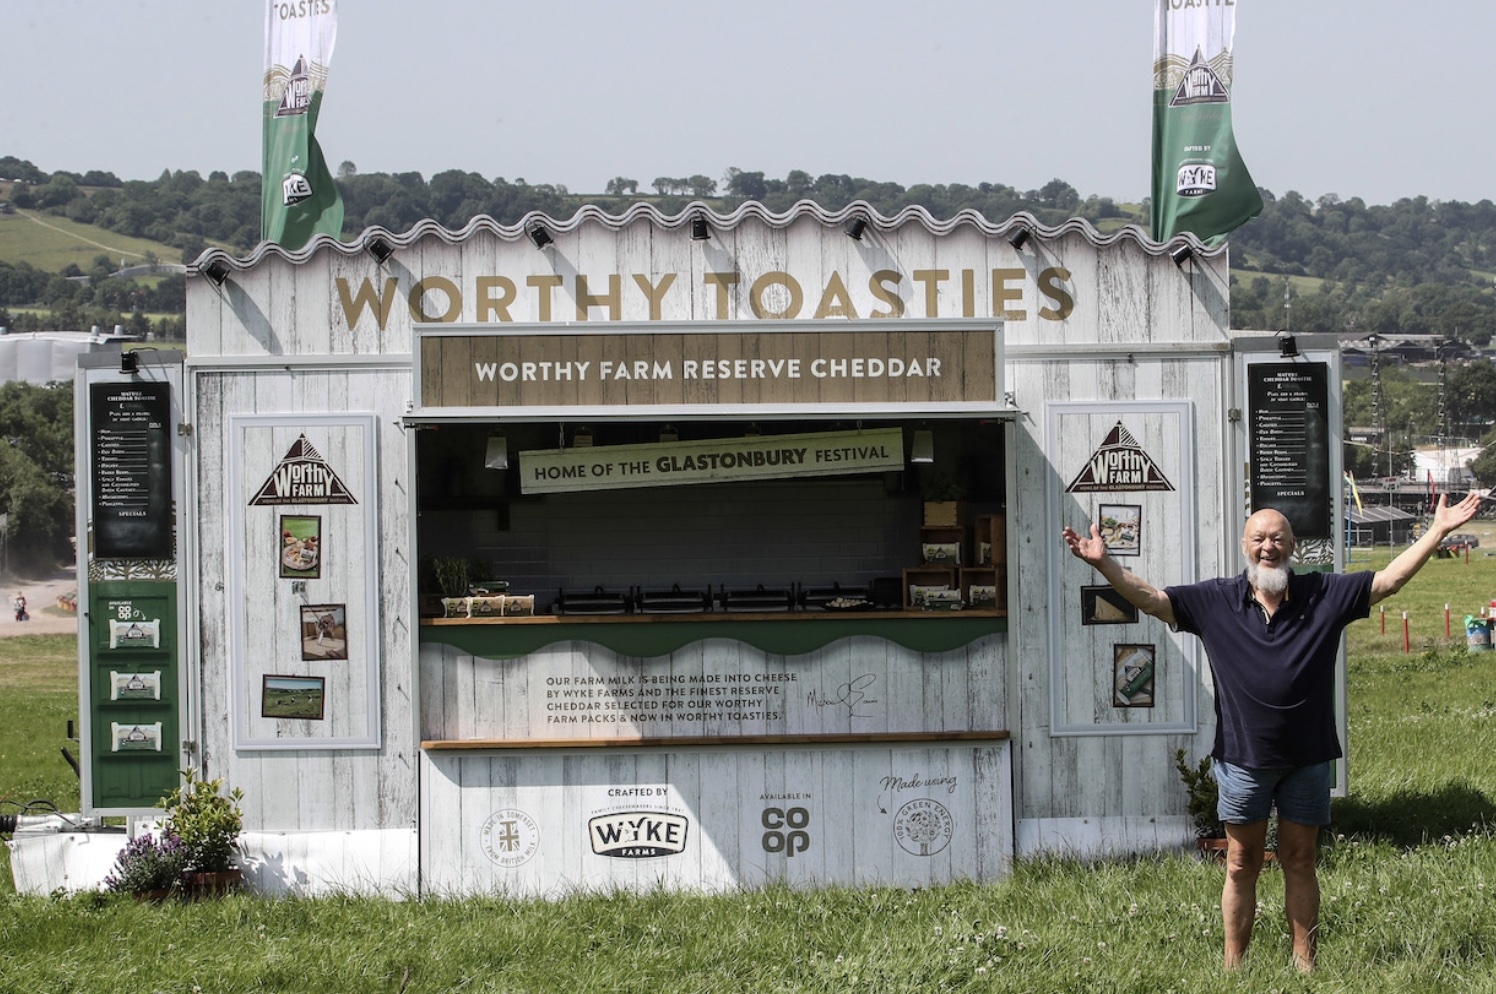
[91, 381, 173, 559]
[1248, 361, 1330, 539]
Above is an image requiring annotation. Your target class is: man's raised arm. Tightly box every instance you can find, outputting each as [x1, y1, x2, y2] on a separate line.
[1062, 523, 1176, 626]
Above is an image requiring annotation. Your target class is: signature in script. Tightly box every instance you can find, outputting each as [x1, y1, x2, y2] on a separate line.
[807, 673, 880, 718]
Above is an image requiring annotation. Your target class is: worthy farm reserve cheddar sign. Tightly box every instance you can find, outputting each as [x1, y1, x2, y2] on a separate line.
[416, 324, 1000, 411]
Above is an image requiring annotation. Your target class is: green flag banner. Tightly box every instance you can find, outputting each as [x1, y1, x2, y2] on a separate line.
[262, 0, 344, 250]
[1150, 0, 1262, 246]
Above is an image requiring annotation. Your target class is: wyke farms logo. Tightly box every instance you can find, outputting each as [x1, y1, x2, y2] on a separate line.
[588, 811, 689, 859]
[1066, 422, 1175, 493]
[251, 435, 357, 505]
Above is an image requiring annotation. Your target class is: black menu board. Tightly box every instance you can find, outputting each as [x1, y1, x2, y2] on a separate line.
[1248, 361, 1330, 539]
[91, 381, 173, 559]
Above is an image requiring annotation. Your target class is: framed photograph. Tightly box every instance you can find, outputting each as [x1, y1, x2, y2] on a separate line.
[1081, 585, 1139, 626]
[262, 675, 326, 721]
[1113, 643, 1155, 708]
[1097, 504, 1142, 557]
[300, 603, 348, 661]
[279, 514, 323, 579]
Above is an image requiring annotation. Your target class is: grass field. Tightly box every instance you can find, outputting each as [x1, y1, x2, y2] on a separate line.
[0, 210, 182, 273]
[1, 547, 1494, 992]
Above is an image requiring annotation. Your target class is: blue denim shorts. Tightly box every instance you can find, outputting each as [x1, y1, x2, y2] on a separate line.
[1212, 759, 1333, 826]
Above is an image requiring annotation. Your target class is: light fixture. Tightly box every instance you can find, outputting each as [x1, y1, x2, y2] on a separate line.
[1169, 243, 1194, 267]
[366, 236, 394, 264]
[573, 425, 593, 448]
[691, 214, 711, 241]
[1279, 334, 1299, 358]
[484, 432, 509, 470]
[120, 350, 139, 375]
[202, 259, 231, 286]
[1006, 226, 1030, 250]
[910, 429, 935, 464]
[528, 224, 553, 249]
[844, 216, 868, 241]
[744, 423, 761, 437]
[659, 424, 678, 443]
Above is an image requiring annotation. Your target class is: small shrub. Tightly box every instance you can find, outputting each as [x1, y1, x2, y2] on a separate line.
[102, 832, 187, 894]
[1174, 748, 1223, 838]
[161, 769, 244, 873]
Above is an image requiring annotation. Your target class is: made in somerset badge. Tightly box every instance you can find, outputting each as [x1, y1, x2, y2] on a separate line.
[480, 809, 540, 868]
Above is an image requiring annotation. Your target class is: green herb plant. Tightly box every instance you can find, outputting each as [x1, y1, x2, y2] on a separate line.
[160, 769, 244, 873]
[1173, 748, 1224, 839]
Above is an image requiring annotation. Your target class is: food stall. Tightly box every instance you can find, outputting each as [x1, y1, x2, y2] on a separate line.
[47, 201, 1338, 898]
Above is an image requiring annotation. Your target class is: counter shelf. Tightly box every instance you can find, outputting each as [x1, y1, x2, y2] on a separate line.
[418, 609, 1006, 659]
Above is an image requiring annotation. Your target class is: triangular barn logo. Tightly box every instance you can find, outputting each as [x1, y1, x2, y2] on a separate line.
[251, 435, 357, 505]
[1169, 47, 1230, 107]
[1066, 423, 1175, 492]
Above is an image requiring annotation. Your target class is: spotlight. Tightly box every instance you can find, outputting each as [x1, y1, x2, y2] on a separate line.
[366, 237, 394, 264]
[691, 214, 711, 241]
[202, 260, 231, 286]
[484, 432, 509, 470]
[1006, 226, 1030, 250]
[120, 350, 139, 375]
[528, 224, 553, 249]
[845, 216, 868, 241]
[1169, 243, 1194, 267]
[910, 429, 935, 464]
[1279, 334, 1299, 358]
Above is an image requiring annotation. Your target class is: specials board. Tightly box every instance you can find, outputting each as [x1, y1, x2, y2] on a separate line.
[90, 381, 173, 559]
[1247, 362, 1331, 539]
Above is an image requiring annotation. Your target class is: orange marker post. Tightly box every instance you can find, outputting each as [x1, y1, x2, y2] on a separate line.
[1446, 603, 1451, 639]
[1403, 611, 1410, 653]
[1380, 604, 1386, 635]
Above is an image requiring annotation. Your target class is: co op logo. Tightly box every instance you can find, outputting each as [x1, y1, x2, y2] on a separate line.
[761, 806, 811, 857]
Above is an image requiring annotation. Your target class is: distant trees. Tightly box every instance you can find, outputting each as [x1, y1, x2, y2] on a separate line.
[0, 382, 75, 570]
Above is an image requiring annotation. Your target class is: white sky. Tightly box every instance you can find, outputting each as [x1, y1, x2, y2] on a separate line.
[5, 1, 1494, 206]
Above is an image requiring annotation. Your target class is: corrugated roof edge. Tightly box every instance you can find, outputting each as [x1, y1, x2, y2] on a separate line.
[188, 201, 1220, 277]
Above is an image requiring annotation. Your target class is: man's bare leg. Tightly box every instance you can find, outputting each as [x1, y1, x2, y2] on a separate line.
[1222, 820, 1269, 969]
[1276, 819, 1322, 972]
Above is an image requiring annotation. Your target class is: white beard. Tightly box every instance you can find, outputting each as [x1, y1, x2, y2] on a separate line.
[1246, 561, 1290, 595]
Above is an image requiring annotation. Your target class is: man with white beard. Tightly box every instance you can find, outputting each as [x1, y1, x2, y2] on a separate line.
[1062, 491, 1481, 972]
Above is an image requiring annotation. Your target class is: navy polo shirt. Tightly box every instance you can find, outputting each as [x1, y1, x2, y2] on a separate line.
[1165, 569, 1373, 768]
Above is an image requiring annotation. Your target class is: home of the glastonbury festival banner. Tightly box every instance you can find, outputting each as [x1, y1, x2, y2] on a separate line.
[262, 0, 344, 251]
[1150, 0, 1262, 245]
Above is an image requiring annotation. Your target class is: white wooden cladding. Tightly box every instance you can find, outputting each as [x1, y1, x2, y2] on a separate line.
[192, 367, 415, 831]
[419, 636, 1006, 743]
[420, 743, 1012, 897]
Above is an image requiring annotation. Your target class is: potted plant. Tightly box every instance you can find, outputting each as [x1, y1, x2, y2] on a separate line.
[102, 831, 188, 901]
[431, 556, 472, 618]
[921, 471, 968, 527]
[1174, 748, 1226, 856]
[162, 769, 245, 897]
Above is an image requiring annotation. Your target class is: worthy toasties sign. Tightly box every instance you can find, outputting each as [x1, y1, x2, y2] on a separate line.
[519, 427, 905, 494]
[415, 323, 1000, 412]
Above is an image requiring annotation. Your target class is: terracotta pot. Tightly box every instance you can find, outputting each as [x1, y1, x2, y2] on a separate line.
[131, 887, 176, 903]
[184, 868, 244, 898]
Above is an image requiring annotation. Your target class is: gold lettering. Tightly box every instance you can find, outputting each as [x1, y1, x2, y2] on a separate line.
[703, 272, 739, 320]
[812, 272, 858, 319]
[911, 270, 948, 318]
[409, 276, 461, 323]
[868, 271, 905, 318]
[575, 274, 621, 321]
[633, 273, 677, 321]
[336, 276, 400, 330]
[991, 268, 1027, 321]
[527, 275, 564, 322]
[749, 272, 803, 320]
[476, 276, 516, 322]
[1038, 267, 1075, 321]
[960, 269, 975, 318]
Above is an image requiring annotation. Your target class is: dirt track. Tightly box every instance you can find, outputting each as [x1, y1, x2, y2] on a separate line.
[0, 565, 81, 638]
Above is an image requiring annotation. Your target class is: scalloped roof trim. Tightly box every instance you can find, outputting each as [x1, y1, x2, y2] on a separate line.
[191, 200, 1221, 276]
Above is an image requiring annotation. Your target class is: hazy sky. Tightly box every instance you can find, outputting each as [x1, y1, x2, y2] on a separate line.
[7, 1, 1495, 207]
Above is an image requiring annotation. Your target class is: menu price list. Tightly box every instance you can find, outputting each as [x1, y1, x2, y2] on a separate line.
[90, 381, 173, 559]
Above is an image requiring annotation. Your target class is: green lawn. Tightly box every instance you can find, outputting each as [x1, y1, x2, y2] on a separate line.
[0, 211, 182, 273]
[1, 550, 1494, 992]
